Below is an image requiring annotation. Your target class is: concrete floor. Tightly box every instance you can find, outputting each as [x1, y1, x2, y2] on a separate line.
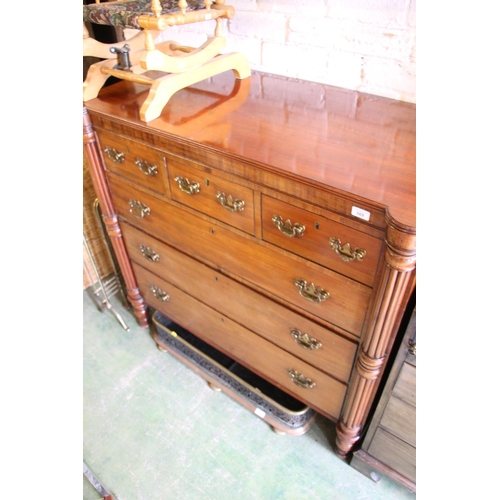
[83, 289, 416, 500]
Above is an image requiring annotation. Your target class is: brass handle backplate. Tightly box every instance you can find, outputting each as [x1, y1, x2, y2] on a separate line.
[174, 176, 200, 195]
[272, 214, 305, 238]
[407, 341, 416, 356]
[151, 286, 170, 302]
[329, 237, 366, 262]
[290, 328, 322, 350]
[104, 146, 124, 164]
[287, 369, 315, 389]
[136, 158, 158, 176]
[139, 244, 159, 262]
[294, 279, 330, 304]
[129, 199, 151, 219]
[216, 191, 245, 212]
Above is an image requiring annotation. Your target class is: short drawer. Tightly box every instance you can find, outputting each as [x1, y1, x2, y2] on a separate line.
[262, 196, 383, 286]
[97, 129, 168, 194]
[133, 262, 348, 420]
[167, 155, 255, 235]
[108, 177, 371, 336]
[121, 222, 358, 383]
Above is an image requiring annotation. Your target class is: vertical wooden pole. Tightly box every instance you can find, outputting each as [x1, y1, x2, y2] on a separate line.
[334, 213, 416, 458]
[83, 107, 149, 328]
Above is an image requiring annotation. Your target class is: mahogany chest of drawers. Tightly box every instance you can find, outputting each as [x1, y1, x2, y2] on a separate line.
[83, 72, 416, 459]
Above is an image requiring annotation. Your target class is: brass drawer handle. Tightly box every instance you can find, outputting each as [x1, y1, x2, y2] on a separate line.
[174, 176, 200, 195]
[407, 341, 416, 356]
[294, 278, 330, 304]
[216, 191, 245, 212]
[135, 158, 158, 177]
[104, 146, 124, 164]
[287, 369, 315, 389]
[272, 214, 305, 238]
[329, 237, 366, 262]
[129, 199, 151, 219]
[139, 244, 159, 262]
[151, 286, 170, 302]
[290, 328, 322, 350]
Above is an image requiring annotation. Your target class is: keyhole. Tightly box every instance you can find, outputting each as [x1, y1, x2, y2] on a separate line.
[315, 222, 320, 230]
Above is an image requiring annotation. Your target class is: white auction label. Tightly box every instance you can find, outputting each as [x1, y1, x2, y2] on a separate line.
[351, 206, 370, 221]
[254, 408, 266, 418]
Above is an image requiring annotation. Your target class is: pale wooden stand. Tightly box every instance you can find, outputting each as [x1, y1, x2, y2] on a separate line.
[83, 0, 250, 122]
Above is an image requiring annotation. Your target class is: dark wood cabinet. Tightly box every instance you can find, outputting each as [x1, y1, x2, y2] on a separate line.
[83, 72, 416, 459]
[350, 306, 416, 491]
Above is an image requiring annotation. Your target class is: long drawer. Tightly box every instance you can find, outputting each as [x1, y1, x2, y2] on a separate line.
[108, 176, 372, 336]
[121, 221, 358, 383]
[367, 427, 416, 483]
[379, 396, 416, 447]
[262, 195, 383, 286]
[133, 262, 348, 419]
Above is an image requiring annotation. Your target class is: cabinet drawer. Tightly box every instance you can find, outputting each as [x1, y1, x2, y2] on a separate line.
[262, 196, 383, 286]
[368, 427, 416, 483]
[121, 222, 358, 383]
[167, 156, 255, 235]
[108, 177, 371, 335]
[97, 129, 168, 194]
[392, 363, 416, 407]
[379, 396, 416, 447]
[133, 262, 348, 420]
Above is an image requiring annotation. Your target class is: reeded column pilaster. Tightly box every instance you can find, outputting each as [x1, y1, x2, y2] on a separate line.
[83, 107, 149, 328]
[334, 213, 416, 458]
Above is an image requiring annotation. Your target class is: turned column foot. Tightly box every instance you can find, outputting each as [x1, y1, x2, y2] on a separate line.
[334, 421, 361, 458]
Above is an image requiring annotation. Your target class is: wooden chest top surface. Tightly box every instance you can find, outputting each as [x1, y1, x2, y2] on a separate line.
[85, 71, 416, 229]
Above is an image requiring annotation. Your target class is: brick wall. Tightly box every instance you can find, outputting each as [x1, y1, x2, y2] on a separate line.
[157, 0, 416, 103]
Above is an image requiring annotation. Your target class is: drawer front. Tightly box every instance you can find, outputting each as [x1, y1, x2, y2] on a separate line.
[392, 362, 416, 407]
[121, 222, 358, 383]
[133, 262, 347, 419]
[262, 196, 383, 286]
[368, 427, 416, 483]
[167, 155, 255, 235]
[379, 396, 416, 447]
[97, 129, 168, 194]
[108, 177, 371, 335]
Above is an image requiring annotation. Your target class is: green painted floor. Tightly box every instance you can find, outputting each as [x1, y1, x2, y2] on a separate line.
[83, 290, 416, 500]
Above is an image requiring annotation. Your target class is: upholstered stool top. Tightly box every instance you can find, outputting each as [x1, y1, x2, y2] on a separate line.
[83, 0, 207, 30]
